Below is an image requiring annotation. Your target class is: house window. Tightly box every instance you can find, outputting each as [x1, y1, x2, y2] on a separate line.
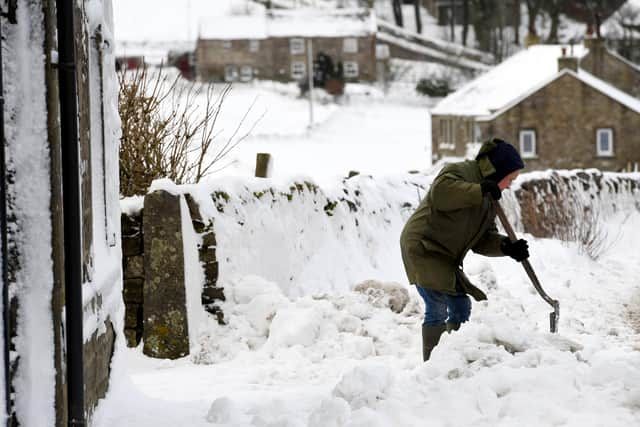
[249, 40, 260, 53]
[343, 38, 358, 53]
[596, 128, 614, 157]
[240, 65, 253, 82]
[224, 65, 238, 82]
[344, 61, 359, 78]
[291, 61, 305, 80]
[223, 40, 232, 50]
[438, 118, 455, 149]
[290, 38, 305, 55]
[519, 129, 537, 158]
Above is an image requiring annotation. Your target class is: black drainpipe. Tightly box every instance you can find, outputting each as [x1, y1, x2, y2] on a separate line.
[1, 3, 17, 426]
[55, 0, 85, 426]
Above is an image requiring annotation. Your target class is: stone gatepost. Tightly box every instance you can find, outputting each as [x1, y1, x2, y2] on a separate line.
[142, 190, 190, 359]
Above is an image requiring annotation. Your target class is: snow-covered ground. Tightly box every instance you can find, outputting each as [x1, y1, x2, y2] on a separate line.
[98, 172, 640, 426]
[102, 3, 640, 426]
[102, 74, 640, 424]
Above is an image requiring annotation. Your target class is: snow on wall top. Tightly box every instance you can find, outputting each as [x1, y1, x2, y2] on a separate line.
[431, 44, 589, 117]
[199, 8, 377, 40]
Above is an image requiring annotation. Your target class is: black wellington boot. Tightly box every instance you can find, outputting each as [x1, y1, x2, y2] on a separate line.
[446, 322, 460, 333]
[422, 324, 447, 361]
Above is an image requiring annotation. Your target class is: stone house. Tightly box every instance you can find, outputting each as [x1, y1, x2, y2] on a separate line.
[2, 0, 121, 425]
[196, 9, 378, 83]
[431, 38, 640, 171]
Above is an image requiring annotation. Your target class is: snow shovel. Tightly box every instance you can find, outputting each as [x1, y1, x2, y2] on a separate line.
[491, 199, 560, 333]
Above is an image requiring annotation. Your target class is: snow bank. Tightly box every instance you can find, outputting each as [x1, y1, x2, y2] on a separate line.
[185, 173, 431, 298]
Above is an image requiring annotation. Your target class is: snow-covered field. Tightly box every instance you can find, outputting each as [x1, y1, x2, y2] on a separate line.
[207, 82, 433, 185]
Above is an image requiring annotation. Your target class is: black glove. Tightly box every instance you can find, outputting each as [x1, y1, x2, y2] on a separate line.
[500, 238, 529, 262]
[480, 180, 501, 201]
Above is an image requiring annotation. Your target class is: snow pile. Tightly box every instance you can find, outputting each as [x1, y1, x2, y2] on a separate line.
[185, 173, 430, 298]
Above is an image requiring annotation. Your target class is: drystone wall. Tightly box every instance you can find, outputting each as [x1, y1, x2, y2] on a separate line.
[120, 171, 640, 359]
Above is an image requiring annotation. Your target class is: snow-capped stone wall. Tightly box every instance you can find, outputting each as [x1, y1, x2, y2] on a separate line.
[121, 170, 640, 362]
[514, 170, 640, 239]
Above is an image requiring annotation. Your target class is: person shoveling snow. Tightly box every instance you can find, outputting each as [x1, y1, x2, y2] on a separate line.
[400, 138, 529, 361]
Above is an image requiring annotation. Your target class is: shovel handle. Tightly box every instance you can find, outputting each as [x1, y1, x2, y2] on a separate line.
[491, 199, 560, 333]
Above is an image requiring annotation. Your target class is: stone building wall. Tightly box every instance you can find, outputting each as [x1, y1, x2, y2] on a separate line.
[477, 72, 640, 171]
[581, 38, 640, 98]
[431, 114, 477, 160]
[196, 35, 377, 82]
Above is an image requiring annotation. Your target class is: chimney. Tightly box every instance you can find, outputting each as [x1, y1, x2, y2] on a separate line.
[558, 46, 578, 72]
[583, 35, 605, 52]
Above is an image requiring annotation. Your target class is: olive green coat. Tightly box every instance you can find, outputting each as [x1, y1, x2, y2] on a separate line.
[400, 140, 507, 301]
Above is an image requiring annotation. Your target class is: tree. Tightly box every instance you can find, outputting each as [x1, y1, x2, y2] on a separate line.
[545, 0, 562, 43]
[414, 0, 422, 34]
[462, 0, 470, 46]
[525, 0, 544, 33]
[392, 0, 404, 27]
[513, 0, 521, 45]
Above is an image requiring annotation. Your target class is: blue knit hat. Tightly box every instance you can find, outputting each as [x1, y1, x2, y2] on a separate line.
[486, 139, 524, 182]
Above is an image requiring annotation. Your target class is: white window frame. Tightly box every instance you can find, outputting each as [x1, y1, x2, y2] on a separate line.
[290, 38, 305, 55]
[291, 61, 305, 80]
[344, 61, 359, 78]
[249, 39, 260, 53]
[519, 129, 537, 158]
[224, 64, 238, 82]
[223, 40, 232, 50]
[343, 37, 358, 53]
[240, 65, 253, 82]
[596, 128, 614, 157]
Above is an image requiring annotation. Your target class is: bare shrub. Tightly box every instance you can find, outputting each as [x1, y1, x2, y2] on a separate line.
[523, 177, 619, 260]
[118, 66, 261, 197]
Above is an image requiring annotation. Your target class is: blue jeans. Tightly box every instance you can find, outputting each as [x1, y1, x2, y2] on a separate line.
[415, 285, 471, 326]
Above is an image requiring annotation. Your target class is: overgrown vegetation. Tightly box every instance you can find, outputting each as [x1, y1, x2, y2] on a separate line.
[415, 77, 454, 97]
[118, 66, 260, 197]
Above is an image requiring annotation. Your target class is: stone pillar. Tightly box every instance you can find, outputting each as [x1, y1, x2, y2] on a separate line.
[142, 190, 189, 359]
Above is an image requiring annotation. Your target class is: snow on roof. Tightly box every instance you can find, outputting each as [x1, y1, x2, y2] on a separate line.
[575, 68, 640, 113]
[601, 0, 640, 36]
[198, 8, 377, 40]
[431, 44, 589, 116]
[113, 0, 238, 43]
[476, 68, 640, 121]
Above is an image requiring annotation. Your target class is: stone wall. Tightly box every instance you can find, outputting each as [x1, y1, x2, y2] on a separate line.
[122, 212, 144, 347]
[515, 170, 640, 239]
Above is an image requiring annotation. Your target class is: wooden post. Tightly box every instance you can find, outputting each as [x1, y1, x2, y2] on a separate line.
[255, 153, 271, 178]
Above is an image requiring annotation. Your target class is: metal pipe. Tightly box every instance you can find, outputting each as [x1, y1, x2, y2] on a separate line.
[0, 9, 11, 427]
[55, 0, 85, 425]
